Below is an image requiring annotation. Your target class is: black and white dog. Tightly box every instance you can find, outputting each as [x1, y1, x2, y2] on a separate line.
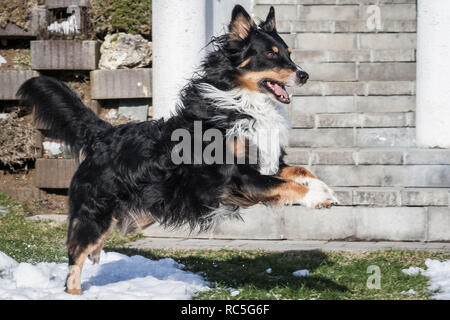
[18, 5, 338, 295]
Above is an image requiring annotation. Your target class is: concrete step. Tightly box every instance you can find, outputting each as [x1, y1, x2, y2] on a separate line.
[290, 112, 415, 128]
[142, 204, 449, 241]
[307, 164, 450, 188]
[126, 238, 450, 252]
[291, 62, 415, 81]
[291, 95, 415, 113]
[290, 81, 415, 96]
[288, 128, 416, 148]
[285, 147, 450, 166]
[291, 50, 415, 63]
[321, 187, 450, 207]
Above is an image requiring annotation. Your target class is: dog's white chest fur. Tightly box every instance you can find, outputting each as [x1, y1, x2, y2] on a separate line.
[199, 84, 290, 175]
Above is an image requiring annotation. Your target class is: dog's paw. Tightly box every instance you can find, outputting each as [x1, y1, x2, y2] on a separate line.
[293, 177, 339, 209]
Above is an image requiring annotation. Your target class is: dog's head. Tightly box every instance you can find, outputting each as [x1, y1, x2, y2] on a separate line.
[226, 5, 308, 104]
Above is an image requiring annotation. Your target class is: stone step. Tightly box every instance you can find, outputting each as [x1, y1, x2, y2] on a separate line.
[317, 187, 450, 207]
[288, 128, 416, 147]
[254, 4, 416, 21]
[143, 204, 449, 241]
[292, 62, 415, 81]
[285, 147, 450, 166]
[307, 165, 450, 188]
[277, 19, 416, 33]
[291, 50, 415, 63]
[291, 95, 415, 113]
[290, 112, 415, 128]
[291, 81, 415, 96]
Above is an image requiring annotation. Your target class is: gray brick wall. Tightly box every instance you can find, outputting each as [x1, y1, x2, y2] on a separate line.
[226, 0, 450, 241]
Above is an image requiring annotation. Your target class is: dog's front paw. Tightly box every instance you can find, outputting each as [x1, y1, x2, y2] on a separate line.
[293, 177, 339, 209]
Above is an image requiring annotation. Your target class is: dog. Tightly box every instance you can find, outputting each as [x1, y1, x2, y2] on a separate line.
[18, 5, 338, 295]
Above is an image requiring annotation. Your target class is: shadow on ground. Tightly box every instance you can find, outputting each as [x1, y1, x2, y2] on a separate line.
[108, 247, 349, 296]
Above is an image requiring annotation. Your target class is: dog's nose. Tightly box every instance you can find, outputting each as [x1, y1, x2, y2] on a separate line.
[297, 70, 309, 84]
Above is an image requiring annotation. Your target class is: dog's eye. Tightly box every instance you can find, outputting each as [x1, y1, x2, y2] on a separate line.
[266, 51, 276, 58]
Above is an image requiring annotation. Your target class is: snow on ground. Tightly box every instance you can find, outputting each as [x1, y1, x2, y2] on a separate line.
[403, 259, 450, 300]
[42, 141, 64, 157]
[0, 251, 208, 300]
[292, 269, 309, 277]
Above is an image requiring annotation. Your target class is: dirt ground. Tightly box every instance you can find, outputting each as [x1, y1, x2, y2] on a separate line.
[0, 169, 69, 215]
[0, 40, 31, 70]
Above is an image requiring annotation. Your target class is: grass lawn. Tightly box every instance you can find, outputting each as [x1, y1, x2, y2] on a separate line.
[0, 192, 447, 300]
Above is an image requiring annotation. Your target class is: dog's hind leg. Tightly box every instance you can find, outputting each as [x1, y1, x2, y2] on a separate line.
[87, 219, 116, 264]
[65, 215, 117, 295]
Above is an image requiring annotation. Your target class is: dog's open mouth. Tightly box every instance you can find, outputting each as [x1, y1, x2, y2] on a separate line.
[261, 80, 290, 104]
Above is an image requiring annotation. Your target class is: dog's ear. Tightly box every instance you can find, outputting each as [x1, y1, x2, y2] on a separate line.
[261, 6, 276, 32]
[229, 5, 256, 41]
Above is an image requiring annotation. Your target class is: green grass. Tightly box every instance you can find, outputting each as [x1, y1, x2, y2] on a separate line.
[0, 193, 141, 263]
[0, 192, 447, 299]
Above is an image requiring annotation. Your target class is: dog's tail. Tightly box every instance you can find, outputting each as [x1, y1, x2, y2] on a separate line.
[17, 76, 112, 159]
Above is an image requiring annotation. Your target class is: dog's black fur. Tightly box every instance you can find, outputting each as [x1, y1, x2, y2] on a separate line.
[18, 5, 325, 294]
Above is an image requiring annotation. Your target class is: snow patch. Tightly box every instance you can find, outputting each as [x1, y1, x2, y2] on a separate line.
[0, 55, 6, 67]
[402, 266, 422, 276]
[43, 141, 64, 157]
[292, 269, 309, 277]
[47, 15, 78, 35]
[403, 259, 450, 300]
[0, 251, 208, 300]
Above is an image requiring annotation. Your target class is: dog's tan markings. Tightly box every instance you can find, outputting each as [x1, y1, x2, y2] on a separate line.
[287, 48, 292, 54]
[265, 180, 308, 205]
[220, 179, 309, 207]
[65, 219, 117, 295]
[278, 166, 316, 180]
[272, 46, 279, 53]
[237, 58, 251, 69]
[236, 68, 297, 91]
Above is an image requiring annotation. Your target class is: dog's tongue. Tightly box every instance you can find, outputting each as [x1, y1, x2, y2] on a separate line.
[268, 81, 288, 99]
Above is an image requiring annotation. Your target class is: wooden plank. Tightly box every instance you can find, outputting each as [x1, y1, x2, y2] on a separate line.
[0, 70, 40, 100]
[31, 40, 99, 70]
[35, 158, 78, 189]
[90, 69, 152, 99]
[45, 0, 90, 8]
[0, 9, 48, 38]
